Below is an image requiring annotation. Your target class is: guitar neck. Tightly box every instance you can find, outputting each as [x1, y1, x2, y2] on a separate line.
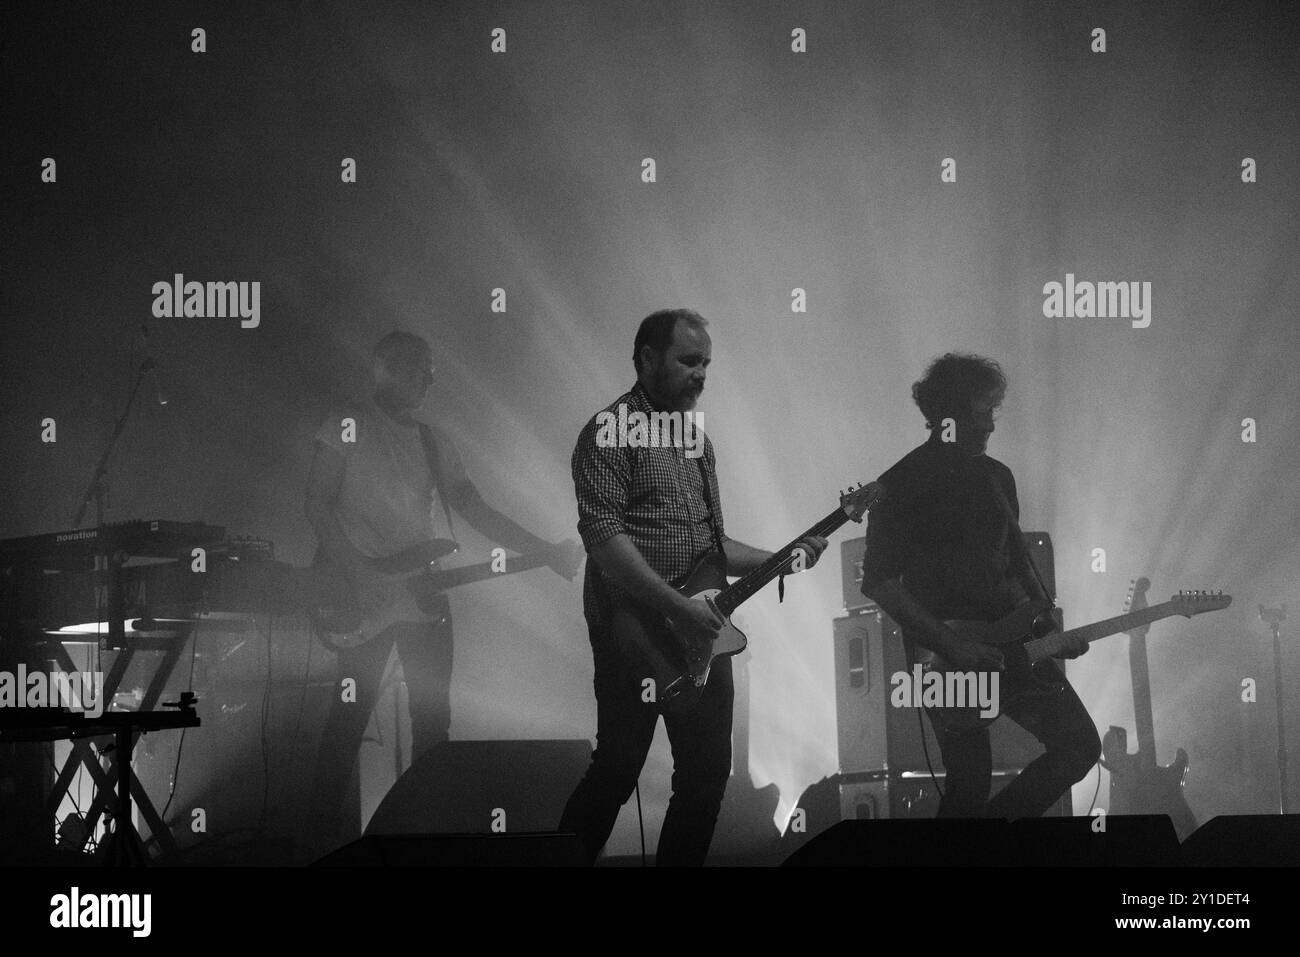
[426, 552, 551, 591]
[713, 507, 850, 617]
[1025, 603, 1182, 663]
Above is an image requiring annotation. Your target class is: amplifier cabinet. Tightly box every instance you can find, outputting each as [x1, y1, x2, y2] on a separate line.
[839, 532, 1056, 611]
[832, 608, 1050, 774]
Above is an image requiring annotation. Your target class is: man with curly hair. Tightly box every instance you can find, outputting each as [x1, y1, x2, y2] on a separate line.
[860, 353, 1100, 818]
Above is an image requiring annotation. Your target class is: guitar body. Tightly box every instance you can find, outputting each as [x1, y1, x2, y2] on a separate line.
[1101, 726, 1197, 840]
[919, 599, 1066, 731]
[608, 482, 883, 714]
[611, 552, 748, 715]
[306, 539, 458, 651]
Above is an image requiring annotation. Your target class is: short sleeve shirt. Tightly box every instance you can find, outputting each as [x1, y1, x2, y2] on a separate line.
[314, 397, 469, 559]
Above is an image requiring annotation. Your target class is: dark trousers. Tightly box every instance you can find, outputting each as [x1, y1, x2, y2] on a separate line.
[309, 598, 454, 847]
[931, 659, 1101, 818]
[559, 611, 734, 866]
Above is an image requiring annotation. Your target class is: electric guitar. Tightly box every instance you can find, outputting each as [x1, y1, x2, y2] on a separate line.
[920, 589, 1232, 731]
[1099, 577, 1199, 839]
[307, 539, 582, 651]
[615, 482, 884, 714]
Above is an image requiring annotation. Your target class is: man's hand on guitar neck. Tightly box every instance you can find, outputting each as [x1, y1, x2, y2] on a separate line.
[1016, 597, 1089, 659]
[1053, 634, 1090, 659]
[790, 535, 829, 571]
[720, 535, 829, 576]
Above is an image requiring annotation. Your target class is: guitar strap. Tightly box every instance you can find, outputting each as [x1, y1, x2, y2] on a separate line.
[417, 422, 459, 544]
[989, 473, 1055, 606]
[694, 452, 726, 557]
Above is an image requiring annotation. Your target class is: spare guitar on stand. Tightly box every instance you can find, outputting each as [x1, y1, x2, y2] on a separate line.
[1100, 577, 1199, 841]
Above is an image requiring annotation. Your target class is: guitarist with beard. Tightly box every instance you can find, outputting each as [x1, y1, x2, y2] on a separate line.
[860, 353, 1100, 819]
[304, 330, 581, 855]
[559, 309, 827, 866]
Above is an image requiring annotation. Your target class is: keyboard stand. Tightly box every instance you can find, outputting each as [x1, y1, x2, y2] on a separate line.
[38, 623, 197, 863]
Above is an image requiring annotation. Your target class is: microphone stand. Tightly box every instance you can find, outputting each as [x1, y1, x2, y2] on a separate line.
[1259, 604, 1289, 814]
[72, 359, 155, 650]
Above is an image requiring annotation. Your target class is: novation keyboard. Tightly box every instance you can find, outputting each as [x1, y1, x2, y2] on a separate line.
[0, 520, 227, 570]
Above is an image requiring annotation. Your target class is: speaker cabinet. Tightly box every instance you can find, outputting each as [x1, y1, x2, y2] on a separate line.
[784, 815, 1172, 867]
[839, 538, 869, 613]
[365, 739, 592, 835]
[840, 531, 1056, 610]
[1181, 815, 1300, 866]
[833, 609, 1050, 774]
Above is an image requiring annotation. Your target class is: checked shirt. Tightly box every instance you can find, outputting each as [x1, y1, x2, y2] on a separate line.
[572, 381, 725, 631]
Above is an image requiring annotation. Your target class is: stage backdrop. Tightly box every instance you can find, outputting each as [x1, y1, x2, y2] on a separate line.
[4, 0, 1297, 855]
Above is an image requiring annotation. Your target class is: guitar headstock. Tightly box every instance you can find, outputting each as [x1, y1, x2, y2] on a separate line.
[1123, 576, 1152, 637]
[1169, 589, 1233, 618]
[840, 481, 885, 523]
